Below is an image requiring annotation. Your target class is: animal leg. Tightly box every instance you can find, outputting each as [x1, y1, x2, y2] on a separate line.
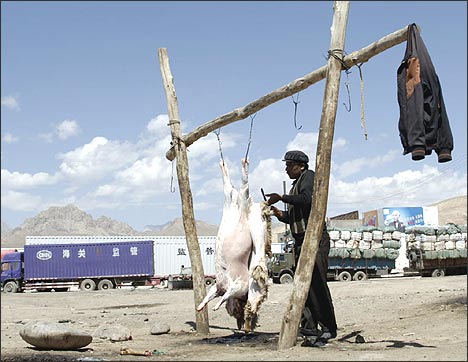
[197, 284, 221, 311]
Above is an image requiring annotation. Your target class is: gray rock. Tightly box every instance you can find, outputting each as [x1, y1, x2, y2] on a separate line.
[94, 324, 132, 342]
[150, 322, 170, 335]
[19, 320, 92, 350]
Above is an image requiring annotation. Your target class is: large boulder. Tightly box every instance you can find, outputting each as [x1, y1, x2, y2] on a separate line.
[19, 321, 92, 350]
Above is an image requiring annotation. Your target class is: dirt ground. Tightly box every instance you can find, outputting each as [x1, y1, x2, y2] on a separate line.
[1, 274, 466, 362]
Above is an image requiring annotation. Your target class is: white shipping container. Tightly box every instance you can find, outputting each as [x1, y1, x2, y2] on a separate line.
[153, 236, 216, 276]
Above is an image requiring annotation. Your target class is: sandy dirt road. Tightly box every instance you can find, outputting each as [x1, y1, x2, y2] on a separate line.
[1, 274, 466, 361]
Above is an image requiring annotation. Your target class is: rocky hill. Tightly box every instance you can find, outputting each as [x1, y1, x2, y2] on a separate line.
[0, 204, 219, 248]
[1, 195, 466, 248]
[429, 195, 467, 226]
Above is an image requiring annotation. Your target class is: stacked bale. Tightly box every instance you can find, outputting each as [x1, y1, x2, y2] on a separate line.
[328, 226, 402, 260]
[407, 223, 467, 260]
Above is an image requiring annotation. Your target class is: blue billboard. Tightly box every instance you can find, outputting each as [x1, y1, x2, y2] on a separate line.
[382, 207, 425, 231]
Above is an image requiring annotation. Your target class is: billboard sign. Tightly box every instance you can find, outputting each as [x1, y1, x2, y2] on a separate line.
[382, 207, 427, 231]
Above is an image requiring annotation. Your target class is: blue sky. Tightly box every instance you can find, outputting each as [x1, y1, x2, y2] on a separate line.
[1, 1, 467, 231]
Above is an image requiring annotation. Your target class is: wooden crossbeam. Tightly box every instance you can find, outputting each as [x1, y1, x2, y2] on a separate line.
[165, 24, 409, 161]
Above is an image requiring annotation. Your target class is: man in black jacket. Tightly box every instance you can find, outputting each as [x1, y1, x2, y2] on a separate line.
[266, 150, 337, 343]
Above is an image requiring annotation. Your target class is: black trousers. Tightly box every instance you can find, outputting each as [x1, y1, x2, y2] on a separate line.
[294, 231, 338, 334]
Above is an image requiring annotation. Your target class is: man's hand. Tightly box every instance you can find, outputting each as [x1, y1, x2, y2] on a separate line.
[270, 205, 283, 218]
[265, 193, 282, 206]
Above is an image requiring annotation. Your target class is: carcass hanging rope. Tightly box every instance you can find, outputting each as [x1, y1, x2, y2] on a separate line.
[357, 63, 368, 140]
[343, 69, 352, 112]
[328, 49, 352, 113]
[328, 49, 368, 140]
[244, 113, 256, 160]
[170, 159, 176, 193]
[291, 93, 302, 130]
[213, 128, 225, 164]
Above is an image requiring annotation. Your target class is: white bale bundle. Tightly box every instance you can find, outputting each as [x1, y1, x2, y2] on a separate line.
[371, 240, 384, 249]
[362, 232, 373, 242]
[444, 240, 456, 250]
[449, 233, 462, 241]
[437, 233, 449, 242]
[382, 239, 401, 249]
[334, 239, 346, 248]
[330, 240, 335, 248]
[383, 232, 393, 240]
[420, 242, 435, 251]
[456, 240, 466, 250]
[434, 241, 445, 251]
[340, 230, 351, 240]
[425, 235, 437, 242]
[359, 240, 371, 250]
[346, 239, 359, 249]
[350, 231, 362, 241]
[329, 230, 340, 241]
[372, 230, 383, 240]
[462, 232, 467, 240]
[415, 234, 426, 243]
[392, 231, 402, 240]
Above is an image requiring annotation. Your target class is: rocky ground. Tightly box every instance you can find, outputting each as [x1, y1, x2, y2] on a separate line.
[1, 274, 467, 361]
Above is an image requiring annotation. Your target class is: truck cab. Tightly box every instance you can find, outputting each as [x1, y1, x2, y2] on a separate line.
[1, 251, 24, 293]
[268, 240, 296, 284]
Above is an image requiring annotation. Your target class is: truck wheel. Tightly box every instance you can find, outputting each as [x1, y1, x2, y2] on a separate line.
[279, 273, 294, 284]
[97, 279, 114, 290]
[353, 271, 368, 281]
[80, 279, 96, 291]
[431, 269, 446, 278]
[337, 271, 352, 282]
[3, 281, 18, 293]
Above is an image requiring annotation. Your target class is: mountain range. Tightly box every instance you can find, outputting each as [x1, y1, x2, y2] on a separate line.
[0, 204, 219, 248]
[1, 195, 466, 249]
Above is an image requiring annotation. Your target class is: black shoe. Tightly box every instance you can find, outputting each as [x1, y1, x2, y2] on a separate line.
[299, 327, 321, 337]
[301, 336, 328, 347]
[319, 330, 337, 340]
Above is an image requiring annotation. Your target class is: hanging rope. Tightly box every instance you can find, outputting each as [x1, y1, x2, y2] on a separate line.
[170, 159, 176, 193]
[291, 93, 302, 130]
[329, 48, 368, 140]
[244, 113, 256, 160]
[343, 69, 352, 112]
[357, 63, 368, 140]
[213, 128, 225, 164]
[328, 49, 352, 113]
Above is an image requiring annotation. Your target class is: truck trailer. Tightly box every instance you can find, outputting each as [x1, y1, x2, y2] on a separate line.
[1, 241, 155, 293]
[2, 235, 218, 292]
[268, 229, 401, 284]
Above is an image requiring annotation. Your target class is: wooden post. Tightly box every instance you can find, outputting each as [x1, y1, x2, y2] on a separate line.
[165, 24, 410, 161]
[158, 48, 210, 335]
[277, 1, 350, 349]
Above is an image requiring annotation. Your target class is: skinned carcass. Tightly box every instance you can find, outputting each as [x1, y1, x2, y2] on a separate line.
[196, 158, 272, 332]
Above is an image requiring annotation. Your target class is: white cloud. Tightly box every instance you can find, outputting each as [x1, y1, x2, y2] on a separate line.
[1, 96, 20, 111]
[147, 114, 169, 134]
[328, 166, 467, 216]
[56, 119, 80, 140]
[2, 133, 19, 144]
[1, 190, 42, 211]
[57, 136, 139, 184]
[1, 169, 60, 189]
[335, 149, 400, 178]
[38, 119, 81, 143]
